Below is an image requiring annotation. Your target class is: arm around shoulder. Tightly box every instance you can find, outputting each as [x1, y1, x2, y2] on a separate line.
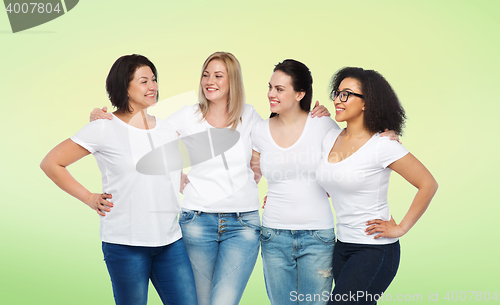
[166, 105, 194, 134]
[250, 150, 262, 184]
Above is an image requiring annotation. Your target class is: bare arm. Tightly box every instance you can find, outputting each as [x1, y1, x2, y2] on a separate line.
[250, 150, 262, 184]
[40, 139, 113, 216]
[180, 171, 189, 194]
[365, 153, 438, 239]
[250, 150, 267, 208]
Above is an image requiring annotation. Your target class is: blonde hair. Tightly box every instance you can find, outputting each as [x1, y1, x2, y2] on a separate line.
[198, 52, 245, 129]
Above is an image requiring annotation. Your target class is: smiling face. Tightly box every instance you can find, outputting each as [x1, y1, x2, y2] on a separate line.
[268, 70, 305, 114]
[127, 65, 158, 111]
[201, 59, 230, 104]
[334, 77, 365, 123]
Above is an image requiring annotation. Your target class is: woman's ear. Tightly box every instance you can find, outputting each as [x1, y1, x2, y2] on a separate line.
[296, 91, 306, 102]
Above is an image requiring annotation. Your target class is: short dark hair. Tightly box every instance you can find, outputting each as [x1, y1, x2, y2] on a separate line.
[330, 67, 406, 135]
[106, 54, 158, 113]
[271, 59, 313, 118]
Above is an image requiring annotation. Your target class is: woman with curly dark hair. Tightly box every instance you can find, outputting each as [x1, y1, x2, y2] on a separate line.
[316, 67, 438, 304]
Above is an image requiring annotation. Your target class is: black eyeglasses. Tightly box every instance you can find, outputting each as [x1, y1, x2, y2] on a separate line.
[332, 90, 364, 102]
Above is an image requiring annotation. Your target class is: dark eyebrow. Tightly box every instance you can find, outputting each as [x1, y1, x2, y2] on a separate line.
[138, 75, 156, 80]
[268, 83, 285, 88]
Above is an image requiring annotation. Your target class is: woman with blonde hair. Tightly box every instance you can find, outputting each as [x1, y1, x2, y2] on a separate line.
[169, 51, 263, 305]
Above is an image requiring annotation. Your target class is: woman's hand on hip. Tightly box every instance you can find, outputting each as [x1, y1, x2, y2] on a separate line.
[84, 193, 113, 216]
[365, 216, 406, 239]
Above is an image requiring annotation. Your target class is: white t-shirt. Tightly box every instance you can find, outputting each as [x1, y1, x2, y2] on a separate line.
[167, 104, 262, 212]
[71, 114, 183, 247]
[252, 114, 338, 230]
[316, 128, 409, 245]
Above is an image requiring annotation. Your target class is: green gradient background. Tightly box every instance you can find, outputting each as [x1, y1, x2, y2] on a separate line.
[1, 1, 499, 304]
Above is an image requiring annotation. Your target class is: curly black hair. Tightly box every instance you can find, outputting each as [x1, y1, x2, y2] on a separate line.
[330, 67, 406, 135]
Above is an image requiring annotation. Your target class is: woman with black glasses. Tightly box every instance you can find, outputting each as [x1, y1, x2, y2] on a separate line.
[316, 67, 438, 304]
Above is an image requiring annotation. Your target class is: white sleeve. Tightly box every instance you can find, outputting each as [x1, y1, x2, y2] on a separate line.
[247, 105, 263, 153]
[251, 121, 262, 153]
[377, 137, 409, 168]
[321, 116, 340, 131]
[329, 119, 340, 130]
[248, 105, 263, 128]
[70, 120, 104, 154]
[166, 105, 190, 136]
[152, 119, 179, 145]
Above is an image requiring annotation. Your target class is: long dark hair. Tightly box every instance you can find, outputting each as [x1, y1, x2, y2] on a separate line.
[270, 59, 313, 118]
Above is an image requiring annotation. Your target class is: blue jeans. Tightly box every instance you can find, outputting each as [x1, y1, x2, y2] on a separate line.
[179, 210, 261, 305]
[261, 226, 336, 305]
[327, 240, 400, 304]
[102, 238, 198, 305]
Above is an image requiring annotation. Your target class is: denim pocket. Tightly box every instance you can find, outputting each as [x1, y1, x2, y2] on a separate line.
[178, 209, 197, 227]
[238, 211, 261, 232]
[313, 228, 336, 245]
[260, 226, 276, 243]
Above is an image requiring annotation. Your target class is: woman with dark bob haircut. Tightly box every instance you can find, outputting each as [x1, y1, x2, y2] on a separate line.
[105, 54, 158, 113]
[41, 54, 198, 305]
[315, 67, 438, 304]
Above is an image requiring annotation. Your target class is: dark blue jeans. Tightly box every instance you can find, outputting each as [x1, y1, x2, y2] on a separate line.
[327, 240, 400, 305]
[102, 238, 198, 305]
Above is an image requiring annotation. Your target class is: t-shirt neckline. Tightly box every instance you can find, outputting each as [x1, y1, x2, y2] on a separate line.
[326, 129, 379, 165]
[267, 113, 311, 150]
[111, 113, 158, 131]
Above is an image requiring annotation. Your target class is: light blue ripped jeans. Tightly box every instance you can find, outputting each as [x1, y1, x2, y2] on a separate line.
[261, 227, 336, 305]
[179, 209, 261, 305]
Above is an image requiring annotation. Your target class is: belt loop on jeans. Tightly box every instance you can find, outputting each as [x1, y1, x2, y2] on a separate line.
[195, 210, 202, 216]
[236, 212, 240, 219]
